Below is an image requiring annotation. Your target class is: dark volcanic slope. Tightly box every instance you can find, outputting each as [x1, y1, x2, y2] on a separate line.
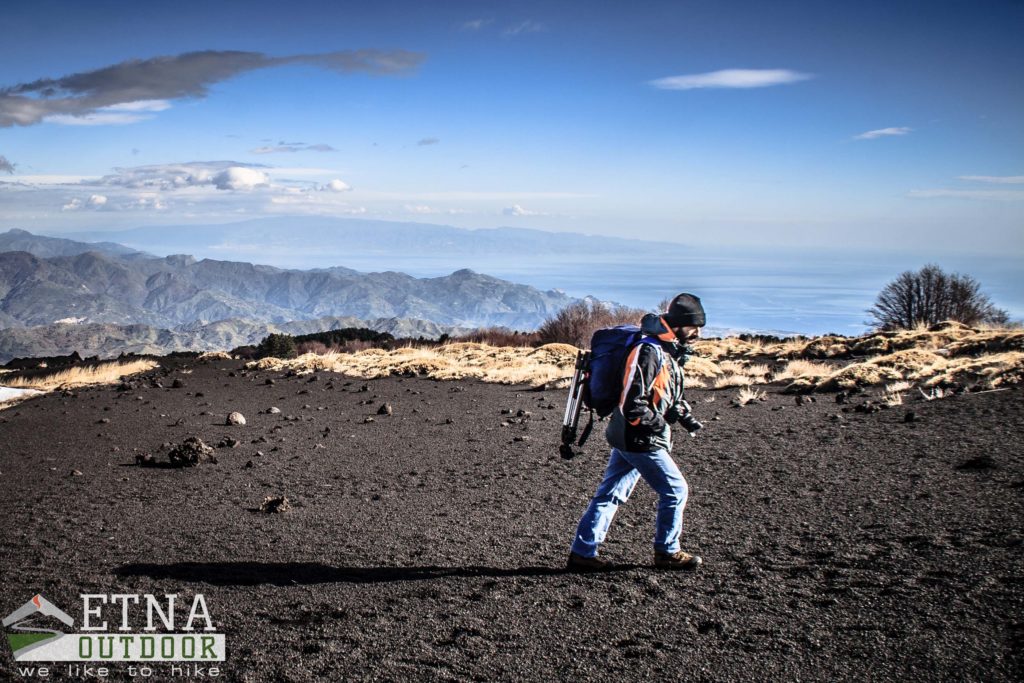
[0, 360, 1021, 681]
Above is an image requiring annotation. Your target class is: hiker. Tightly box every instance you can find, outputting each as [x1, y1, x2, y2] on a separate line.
[567, 293, 705, 571]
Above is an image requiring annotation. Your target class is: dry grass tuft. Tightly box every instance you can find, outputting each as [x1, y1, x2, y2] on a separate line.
[197, 351, 233, 361]
[771, 360, 833, 382]
[682, 356, 723, 380]
[4, 359, 159, 392]
[881, 391, 904, 406]
[922, 351, 1024, 390]
[242, 323, 1024, 393]
[884, 380, 912, 394]
[735, 386, 766, 406]
[713, 373, 756, 389]
[246, 343, 579, 388]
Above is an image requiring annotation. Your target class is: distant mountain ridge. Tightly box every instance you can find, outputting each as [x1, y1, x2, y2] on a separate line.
[69, 217, 690, 265]
[0, 229, 576, 332]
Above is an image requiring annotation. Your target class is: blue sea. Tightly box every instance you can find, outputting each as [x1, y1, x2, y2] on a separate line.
[333, 247, 1023, 336]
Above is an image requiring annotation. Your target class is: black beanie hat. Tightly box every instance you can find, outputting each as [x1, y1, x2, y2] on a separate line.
[664, 293, 706, 328]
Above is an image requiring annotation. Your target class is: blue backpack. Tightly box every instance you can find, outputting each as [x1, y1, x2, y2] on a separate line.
[583, 325, 660, 418]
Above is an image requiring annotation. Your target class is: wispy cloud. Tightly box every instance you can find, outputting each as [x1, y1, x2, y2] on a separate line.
[0, 49, 426, 127]
[504, 21, 546, 36]
[461, 19, 492, 31]
[853, 126, 912, 140]
[251, 142, 337, 154]
[957, 175, 1024, 184]
[0, 155, 14, 174]
[417, 137, 440, 146]
[908, 189, 1024, 201]
[649, 68, 812, 90]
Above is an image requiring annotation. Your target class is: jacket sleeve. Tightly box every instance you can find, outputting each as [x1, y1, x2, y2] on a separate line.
[620, 343, 667, 434]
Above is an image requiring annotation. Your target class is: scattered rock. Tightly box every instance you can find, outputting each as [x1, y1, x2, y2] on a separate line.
[267, 407, 281, 414]
[904, 411, 917, 423]
[445, 418, 454, 425]
[260, 495, 291, 513]
[217, 437, 240, 449]
[513, 436, 531, 443]
[363, 416, 375, 424]
[168, 437, 216, 467]
[244, 460, 255, 469]
[172, 378, 185, 388]
[226, 412, 246, 426]
[97, 418, 110, 424]
[135, 454, 156, 467]
[70, 469, 83, 477]
[377, 403, 393, 416]
[265, 378, 275, 385]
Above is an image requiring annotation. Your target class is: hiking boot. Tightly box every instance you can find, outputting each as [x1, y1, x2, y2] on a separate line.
[654, 550, 702, 570]
[566, 551, 612, 572]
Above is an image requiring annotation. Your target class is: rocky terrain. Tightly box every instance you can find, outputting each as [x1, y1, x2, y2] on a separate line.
[0, 356, 1020, 681]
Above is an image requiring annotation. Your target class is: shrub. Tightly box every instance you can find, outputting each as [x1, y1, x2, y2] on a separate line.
[295, 340, 331, 356]
[868, 264, 1009, 331]
[538, 300, 648, 348]
[255, 333, 298, 360]
[453, 327, 543, 347]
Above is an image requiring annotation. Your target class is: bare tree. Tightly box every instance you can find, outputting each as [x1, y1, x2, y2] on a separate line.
[868, 264, 1009, 330]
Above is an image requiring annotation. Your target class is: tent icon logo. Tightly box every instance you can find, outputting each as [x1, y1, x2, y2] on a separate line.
[3, 594, 75, 660]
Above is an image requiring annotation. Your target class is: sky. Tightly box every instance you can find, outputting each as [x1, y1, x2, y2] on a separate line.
[1, 0, 1022, 254]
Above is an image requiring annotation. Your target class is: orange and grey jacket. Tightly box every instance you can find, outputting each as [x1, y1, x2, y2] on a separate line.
[605, 319, 686, 453]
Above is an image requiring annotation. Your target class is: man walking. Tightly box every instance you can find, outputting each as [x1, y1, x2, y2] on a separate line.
[568, 293, 705, 571]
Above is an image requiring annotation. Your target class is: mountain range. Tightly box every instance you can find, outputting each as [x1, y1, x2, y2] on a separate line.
[0, 228, 579, 363]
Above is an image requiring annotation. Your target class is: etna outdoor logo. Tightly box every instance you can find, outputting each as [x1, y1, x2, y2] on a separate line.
[3, 595, 74, 660]
[3, 593, 225, 664]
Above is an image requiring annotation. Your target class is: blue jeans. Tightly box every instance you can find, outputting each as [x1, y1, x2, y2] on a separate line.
[570, 447, 688, 557]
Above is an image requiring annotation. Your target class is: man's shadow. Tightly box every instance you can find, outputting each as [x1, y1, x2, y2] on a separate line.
[114, 561, 638, 586]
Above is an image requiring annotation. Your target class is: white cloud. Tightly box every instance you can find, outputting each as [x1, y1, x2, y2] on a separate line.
[957, 175, 1024, 184]
[853, 127, 912, 140]
[907, 189, 1024, 201]
[417, 137, 440, 146]
[649, 69, 813, 90]
[45, 112, 153, 126]
[406, 204, 440, 214]
[104, 100, 172, 112]
[503, 204, 546, 216]
[212, 166, 269, 190]
[320, 179, 352, 192]
[97, 161, 270, 190]
[62, 194, 109, 211]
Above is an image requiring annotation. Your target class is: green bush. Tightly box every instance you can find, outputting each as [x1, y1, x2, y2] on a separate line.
[255, 333, 298, 359]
